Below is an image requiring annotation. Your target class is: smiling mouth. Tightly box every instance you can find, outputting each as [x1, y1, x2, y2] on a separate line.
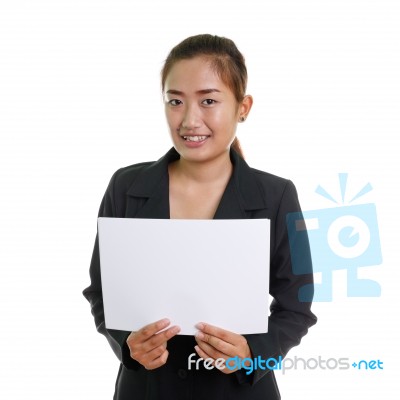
[182, 135, 210, 142]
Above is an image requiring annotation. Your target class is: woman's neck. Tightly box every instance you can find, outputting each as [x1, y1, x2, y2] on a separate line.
[171, 151, 233, 185]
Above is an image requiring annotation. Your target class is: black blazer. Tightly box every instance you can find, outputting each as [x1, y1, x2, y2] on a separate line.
[83, 147, 317, 400]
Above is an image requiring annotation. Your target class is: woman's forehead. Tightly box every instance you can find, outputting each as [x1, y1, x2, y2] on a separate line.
[164, 57, 229, 93]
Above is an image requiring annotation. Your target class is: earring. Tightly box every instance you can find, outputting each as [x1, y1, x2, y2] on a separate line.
[239, 116, 246, 122]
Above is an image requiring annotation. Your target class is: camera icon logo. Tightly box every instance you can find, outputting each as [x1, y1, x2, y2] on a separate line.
[287, 174, 382, 302]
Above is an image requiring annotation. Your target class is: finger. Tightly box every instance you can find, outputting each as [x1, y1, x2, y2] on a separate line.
[139, 325, 180, 353]
[194, 345, 235, 375]
[195, 330, 236, 356]
[196, 322, 239, 345]
[195, 338, 227, 361]
[129, 339, 167, 361]
[144, 349, 170, 370]
[139, 343, 167, 365]
[127, 322, 180, 356]
[194, 344, 214, 362]
[134, 318, 171, 342]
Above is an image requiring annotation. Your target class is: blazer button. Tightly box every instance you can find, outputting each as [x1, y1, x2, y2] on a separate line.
[177, 369, 188, 380]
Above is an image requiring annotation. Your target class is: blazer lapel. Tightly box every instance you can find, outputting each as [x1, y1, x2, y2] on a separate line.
[124, 147, 268, 220]
[213, 175, 246, 219]
[124, 148, 179, 219]
[214, 149, 268, 219]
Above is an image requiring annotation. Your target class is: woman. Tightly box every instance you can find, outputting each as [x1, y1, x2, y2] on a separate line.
[83, 34, 317, 399]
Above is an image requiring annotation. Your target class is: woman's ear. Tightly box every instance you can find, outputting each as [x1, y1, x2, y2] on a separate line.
[238, 95, 253, 122]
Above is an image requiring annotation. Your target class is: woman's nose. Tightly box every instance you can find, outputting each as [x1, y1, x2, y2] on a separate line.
[181, 105, 201, 130]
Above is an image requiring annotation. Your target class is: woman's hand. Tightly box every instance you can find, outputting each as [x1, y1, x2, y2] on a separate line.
[194, 322, 252, 374]
[126, 318, 180, 370]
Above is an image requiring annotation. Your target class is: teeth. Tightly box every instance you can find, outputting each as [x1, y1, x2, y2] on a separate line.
[183, 136, 208, 142]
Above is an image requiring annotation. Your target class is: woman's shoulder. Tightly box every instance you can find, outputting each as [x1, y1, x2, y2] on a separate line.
[109, 148, 179, 188]
[106, 159, 160, 195]
[232, 148, 295, 195]
[241, 159, 296, 194]
[114, 160, 156, 180]
[250, 166, 291, 185]
[251, 167, 297, 201]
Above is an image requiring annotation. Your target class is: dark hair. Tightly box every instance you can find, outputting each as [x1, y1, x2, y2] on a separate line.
[161, 34, 247, 158]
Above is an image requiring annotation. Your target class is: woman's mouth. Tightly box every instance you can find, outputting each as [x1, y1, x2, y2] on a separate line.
[182, 135, 210, 142]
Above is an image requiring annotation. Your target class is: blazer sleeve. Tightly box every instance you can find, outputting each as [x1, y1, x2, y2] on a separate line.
[240, 179, 317, 386]
[82, 170, 140, 370]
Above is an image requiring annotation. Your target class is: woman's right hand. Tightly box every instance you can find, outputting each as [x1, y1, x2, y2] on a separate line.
[126, 318, 181, 370]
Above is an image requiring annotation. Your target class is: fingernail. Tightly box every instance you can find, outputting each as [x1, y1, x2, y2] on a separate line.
[195, 323, 204, 330]
[195, 331, 204, 340]
[172, 326, 181, 334]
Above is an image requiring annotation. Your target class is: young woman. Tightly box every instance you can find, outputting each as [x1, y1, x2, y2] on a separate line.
[83, 34, 317, 400]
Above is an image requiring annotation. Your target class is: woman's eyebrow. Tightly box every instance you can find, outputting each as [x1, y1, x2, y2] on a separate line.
[165, 88, 222, 95]
[197, 88, 221, 95]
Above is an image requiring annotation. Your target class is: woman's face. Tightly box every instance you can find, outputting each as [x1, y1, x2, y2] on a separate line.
[164, 56, 246, 163]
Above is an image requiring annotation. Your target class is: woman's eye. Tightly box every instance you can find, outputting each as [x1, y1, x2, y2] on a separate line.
[168, 99, 182, 106]
[202, 99, 217, 106]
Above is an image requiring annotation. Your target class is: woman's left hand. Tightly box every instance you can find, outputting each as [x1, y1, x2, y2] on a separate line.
[194, 322, 251, 374]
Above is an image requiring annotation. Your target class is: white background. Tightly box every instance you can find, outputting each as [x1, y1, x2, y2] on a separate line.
[0, 0, 399, 398]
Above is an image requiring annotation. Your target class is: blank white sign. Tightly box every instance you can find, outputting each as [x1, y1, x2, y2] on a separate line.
[98, 218, 270, 335]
